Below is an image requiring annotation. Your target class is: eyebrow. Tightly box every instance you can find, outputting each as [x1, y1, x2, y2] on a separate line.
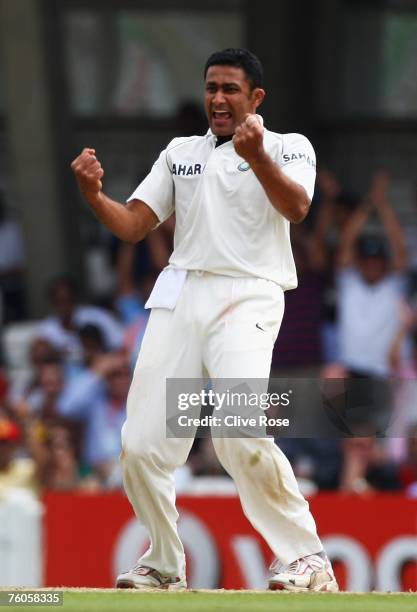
[205, 81, 241, 88]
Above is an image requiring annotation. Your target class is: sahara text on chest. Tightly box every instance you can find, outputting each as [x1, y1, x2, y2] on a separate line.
[172, 163, 203, 176]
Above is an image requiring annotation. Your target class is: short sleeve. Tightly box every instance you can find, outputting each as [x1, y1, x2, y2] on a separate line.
[127, 143, 175, 224]
[280, 133, 316, 201]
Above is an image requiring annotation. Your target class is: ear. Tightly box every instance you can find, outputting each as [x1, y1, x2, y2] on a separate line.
[252, 88, 265, 109]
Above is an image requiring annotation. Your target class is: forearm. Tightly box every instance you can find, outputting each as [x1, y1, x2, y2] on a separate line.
[87, 193, 156, 243]
[250, 152, 310, 223]
[388, 327, 407, 370]
[58, 371, 103, 418]
[337, 204, 371, 267]
[71, 147, 158, 242]
[377, 200, 407, 270]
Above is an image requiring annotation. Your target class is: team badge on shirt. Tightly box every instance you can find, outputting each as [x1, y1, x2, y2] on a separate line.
[238, 161, 251, 172]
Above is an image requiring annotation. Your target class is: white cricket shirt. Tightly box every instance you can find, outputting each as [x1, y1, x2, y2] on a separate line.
[128, 124, 316, 291]
[337, 268, 405, 376]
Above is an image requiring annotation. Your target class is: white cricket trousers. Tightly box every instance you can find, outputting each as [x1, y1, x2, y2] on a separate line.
[121, 272, 322, 578]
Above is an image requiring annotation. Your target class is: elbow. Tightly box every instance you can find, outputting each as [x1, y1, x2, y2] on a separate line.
[125, 226, 149, 244]
[121, 232, 138, 244]
[125, 234, 141, 245]
[290, 200, 310, 224]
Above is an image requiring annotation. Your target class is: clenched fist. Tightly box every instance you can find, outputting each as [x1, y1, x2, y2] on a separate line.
[232, 114, 264, 164]
[71, 148, 104, 204]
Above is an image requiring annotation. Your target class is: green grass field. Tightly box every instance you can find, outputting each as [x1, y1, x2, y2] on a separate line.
[2, 590, 417, 612]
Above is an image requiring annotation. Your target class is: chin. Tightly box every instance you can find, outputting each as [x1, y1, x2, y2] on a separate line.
[210, 123, 235, 137]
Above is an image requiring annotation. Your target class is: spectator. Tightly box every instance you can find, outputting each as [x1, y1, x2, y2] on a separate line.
[387, 321, 417, 461]
[64, 323, 109, 383]
[37, 276, 123, 363]
[335, 172, 407, 376]
[0, 193, 26, 323]
[276, 438, 342, 491]
[310, 171, 360, 362]
[115, 219, 173, 364]
[66, 323, 109, 380]
[115, 242, 153, 325]
[114, 216, 174, 323]
[123, 311, 149, 369]
[189, 438, 228, 477]
[388, 301, 417, 375]
[37, 421, 85, 491]
[275, 364, 347, 491]
[11, 357, 66, 424]
[58, 351, 130, 487]
[0, 418, 39, 496]
[339, 437, 401, 493]
[8, 338, 60, 409]
[309, 169, 345, 272]
[115, 262, 152, 367]
[78, 324, 107, 365]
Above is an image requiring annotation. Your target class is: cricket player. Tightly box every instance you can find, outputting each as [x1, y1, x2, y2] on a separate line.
[71, 48, 338, 593]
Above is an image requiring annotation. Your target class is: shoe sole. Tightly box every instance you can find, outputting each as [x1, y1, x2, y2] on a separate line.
[269, 579, 339, 593]
[116, 579, 187, 591]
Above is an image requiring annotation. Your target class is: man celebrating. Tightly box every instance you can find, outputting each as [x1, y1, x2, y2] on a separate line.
[71, 48, 338, 593]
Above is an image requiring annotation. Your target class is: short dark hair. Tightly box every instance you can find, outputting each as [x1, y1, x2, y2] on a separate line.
[47, 275, 79, 301]
[204, 48, 264, 90]
[78, 323, 106, 348]
[356, 234, 389, 260]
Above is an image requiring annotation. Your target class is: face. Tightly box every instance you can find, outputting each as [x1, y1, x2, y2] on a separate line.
[204, 65, 265, 136]
[50, 283, 76, 320]
[48, 426, 77, 466]
[39, 363, 64, 396]
[107, 363, 131, 402]
[358, 256, 388, 285]
[30, 339, 57, 367]
[82, 337, 104, 365]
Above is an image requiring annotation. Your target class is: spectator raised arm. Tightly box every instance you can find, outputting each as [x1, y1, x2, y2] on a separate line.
[337, 172, 407, 271]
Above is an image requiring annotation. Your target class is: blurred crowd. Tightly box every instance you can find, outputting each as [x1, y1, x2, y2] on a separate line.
[1, 168, 417, 499]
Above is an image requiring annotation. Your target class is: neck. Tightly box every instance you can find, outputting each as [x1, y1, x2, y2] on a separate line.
[215, 134, 233, 147]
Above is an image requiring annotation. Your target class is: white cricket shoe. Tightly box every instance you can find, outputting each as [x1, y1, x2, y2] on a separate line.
[268, 553, 339, 592]
[116, 564, 187, 590]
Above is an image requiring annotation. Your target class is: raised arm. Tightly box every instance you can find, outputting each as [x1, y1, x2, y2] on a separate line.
[233, 115, 311, 224]
[71, 148, 158, 243]
[336, 202, 371, 268]
[370, 172, 407, 272]
[337, 172, 408, 270]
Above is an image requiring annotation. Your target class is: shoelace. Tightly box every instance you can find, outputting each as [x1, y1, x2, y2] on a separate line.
[132, 564, 155, 576]
[286, 560, 302, 573]
[270, 555, 323, 574]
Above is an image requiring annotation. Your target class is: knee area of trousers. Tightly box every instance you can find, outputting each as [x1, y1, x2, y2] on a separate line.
[120, 440, 153, 466]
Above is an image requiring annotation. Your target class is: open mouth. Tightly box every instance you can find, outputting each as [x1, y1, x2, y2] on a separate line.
[212, 110, 232, 120]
